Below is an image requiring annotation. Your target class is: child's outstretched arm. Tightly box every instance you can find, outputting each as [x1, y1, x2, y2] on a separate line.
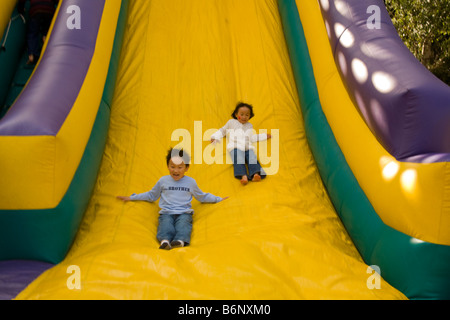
[116, 179, 163, 202]
[250, 132, 271, 143]
[210, 120, 232, 143]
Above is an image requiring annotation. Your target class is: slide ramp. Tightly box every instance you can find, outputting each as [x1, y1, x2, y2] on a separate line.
[13, 0, 405, 299]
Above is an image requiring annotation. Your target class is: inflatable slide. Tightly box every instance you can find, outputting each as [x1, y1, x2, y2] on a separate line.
[0, 0, 449, 300]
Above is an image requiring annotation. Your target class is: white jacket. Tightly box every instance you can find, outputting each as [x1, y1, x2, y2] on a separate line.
[211, 119, 268, 152]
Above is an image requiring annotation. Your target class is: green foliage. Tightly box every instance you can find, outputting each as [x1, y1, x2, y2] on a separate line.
[383, 0, 450, 85]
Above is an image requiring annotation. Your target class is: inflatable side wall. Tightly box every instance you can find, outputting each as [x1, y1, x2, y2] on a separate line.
[0, 0, 128, 264]
[278, 0, 450, 299]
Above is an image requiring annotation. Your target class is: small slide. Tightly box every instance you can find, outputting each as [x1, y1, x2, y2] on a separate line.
[1, 0, 449, 300]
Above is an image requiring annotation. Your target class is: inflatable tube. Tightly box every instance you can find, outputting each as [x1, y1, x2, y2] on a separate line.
[321, 0, 450, 161]
[278, 0, 450, 299]
[0, 0, 127, 263]
[317, 0, 450, 246]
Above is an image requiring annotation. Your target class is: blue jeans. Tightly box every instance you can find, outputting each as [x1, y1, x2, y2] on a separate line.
[157, 213, 193, 244]
[230, 148, 266, 180]
[27, 13, 53, 57]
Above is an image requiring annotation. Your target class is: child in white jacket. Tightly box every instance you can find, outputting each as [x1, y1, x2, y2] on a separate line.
[211, 102, 271, 185]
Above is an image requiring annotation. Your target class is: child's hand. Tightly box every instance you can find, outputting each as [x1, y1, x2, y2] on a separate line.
[220, 196, 229, 202]
[267, 134, 272, 139]
[210, 138, 216, 143]
[116, 195, 131, 202]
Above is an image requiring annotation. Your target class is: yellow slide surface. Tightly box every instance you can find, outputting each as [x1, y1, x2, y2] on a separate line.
[16, 0, 406, 299]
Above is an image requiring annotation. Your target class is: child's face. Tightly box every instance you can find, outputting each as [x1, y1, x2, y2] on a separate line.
[235, 107, 251, 124]
[168, 157, 188, 181]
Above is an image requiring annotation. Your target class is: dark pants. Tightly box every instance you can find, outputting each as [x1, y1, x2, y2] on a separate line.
[230, 148, 266, 180]
[26, 13, 53, 57]
[157, 213, 193, 244]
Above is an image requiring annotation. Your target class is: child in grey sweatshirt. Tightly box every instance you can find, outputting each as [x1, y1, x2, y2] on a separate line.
[117, 148, 228, 250]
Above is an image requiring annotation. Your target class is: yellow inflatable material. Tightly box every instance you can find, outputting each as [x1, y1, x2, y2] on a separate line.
[0, 0, 16, 37]
[16, 0, 406, 299]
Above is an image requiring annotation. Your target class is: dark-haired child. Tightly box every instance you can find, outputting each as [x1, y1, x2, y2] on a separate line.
[117, 148, 228, 250]
[18, 0, 59, 64]
[211, 102, 271, 185]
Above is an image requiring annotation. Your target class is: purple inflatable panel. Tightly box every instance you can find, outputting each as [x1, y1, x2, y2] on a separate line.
[319, 0, 450, 162]
[0, 260, 53, 300]
[0, 0, 105, 136]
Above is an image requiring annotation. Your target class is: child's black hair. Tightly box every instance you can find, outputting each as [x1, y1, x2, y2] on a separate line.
[231, 101, 255, 119]
[166, 148, 190, 167]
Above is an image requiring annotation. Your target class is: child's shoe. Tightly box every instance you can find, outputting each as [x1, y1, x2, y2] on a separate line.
[170, 240, 184, 248]
[159, 240, 171, 250]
